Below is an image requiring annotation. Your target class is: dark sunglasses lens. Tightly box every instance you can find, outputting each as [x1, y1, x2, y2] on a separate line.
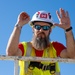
[43, 26, 50, 30]
[34, 25, 41, 30]
[34, 25, 50, 30]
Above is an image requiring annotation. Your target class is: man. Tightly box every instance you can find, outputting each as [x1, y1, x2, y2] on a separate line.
[6, 8, 75, 75]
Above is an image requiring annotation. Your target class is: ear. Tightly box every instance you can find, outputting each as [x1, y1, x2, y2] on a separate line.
[32, 27, 34, 33]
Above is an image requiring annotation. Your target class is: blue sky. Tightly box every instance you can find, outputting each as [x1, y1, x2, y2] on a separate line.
[0, 0, 75, 75]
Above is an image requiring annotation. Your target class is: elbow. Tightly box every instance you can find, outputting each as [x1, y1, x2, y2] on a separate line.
[6, 47, 18, 56]
[68, 52, 75, 58]
[6, 47, 14, 56]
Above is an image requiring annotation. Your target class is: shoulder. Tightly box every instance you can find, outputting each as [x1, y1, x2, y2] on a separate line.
[51, 41, 66, 48]
[19, 41, 29, 46]
[18, 42, 28, 56]
[51, 41, 66, 56]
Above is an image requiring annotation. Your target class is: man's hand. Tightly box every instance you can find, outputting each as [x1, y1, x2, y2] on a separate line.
[54, 8, 71, 30]
[16, 12, 30, 27]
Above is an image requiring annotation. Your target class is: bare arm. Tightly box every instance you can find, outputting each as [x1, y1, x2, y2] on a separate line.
[60, 30, 75, 58]
[54, 8, 75, 58]
[6, 12, 30, 56]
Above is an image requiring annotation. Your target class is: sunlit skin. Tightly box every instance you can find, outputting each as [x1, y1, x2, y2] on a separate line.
[32, 22, 52, 39]
[6, 8, 75, 58]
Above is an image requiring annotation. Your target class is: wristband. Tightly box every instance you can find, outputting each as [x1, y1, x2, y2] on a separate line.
[65, 27, 72, 32]
[15, 24, 22, 28]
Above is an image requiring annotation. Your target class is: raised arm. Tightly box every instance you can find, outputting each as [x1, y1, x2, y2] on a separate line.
[6, 12, 30, 56]
[54, 8, 75, 58]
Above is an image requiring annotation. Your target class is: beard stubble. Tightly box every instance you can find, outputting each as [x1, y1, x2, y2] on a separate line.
[32, 32, 50, 50]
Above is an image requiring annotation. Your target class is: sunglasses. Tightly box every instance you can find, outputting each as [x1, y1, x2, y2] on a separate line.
[34, 25, 51, 30]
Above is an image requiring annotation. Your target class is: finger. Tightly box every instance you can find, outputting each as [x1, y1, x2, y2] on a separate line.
[23, 15, 29, 19]
[20, 12, 29, 18]
[27, 18, 30, 21]
[66, 11, 69, 18]
[21, 12, 30, 20]
[53, 23, 60, 26]
[23, 16, 30, 21]
[60, 8, 66, 18]
[56, 10, 61, 19]
[23, 13, 29, 17]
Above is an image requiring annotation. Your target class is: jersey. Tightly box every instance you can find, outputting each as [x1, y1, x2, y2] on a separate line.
[18, 41, 66, 57]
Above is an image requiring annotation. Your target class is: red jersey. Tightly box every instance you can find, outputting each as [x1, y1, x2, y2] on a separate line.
[18, 41, 66, 57]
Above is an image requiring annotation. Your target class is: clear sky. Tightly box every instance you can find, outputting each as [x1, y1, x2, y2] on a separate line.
[0, 0, 75, 75]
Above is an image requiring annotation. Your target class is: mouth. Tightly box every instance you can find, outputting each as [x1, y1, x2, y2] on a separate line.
[37, 32, 46, 38]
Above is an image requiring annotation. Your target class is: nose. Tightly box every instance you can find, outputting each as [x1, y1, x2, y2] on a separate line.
[39, 28, 44, 32]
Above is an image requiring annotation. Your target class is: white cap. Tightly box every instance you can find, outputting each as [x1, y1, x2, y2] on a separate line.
[29, 10, 54, 26]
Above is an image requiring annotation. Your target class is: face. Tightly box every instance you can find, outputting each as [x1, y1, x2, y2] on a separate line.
[32, 21, 52, 50]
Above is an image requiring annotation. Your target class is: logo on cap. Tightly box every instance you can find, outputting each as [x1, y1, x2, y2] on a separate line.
[36, 12, 51, 19]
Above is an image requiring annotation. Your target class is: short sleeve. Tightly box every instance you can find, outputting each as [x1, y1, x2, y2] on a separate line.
[18, 43, 24, 56]
[52, 41, 66, 57]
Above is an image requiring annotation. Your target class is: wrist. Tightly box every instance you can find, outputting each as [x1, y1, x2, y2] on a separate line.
[65, 27, 72, 32]
[15, 24, 22, 29]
